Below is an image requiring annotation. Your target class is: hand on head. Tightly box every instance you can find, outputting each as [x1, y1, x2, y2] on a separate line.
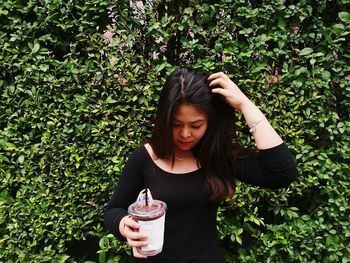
[119, 215, 148, 258]
[208, 72, 251, 111]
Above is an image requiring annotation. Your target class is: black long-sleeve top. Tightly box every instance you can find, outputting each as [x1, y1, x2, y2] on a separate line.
[104, 143, 298, 263]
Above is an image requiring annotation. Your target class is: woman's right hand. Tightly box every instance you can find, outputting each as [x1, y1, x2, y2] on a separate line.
[119, 215, 148, 258]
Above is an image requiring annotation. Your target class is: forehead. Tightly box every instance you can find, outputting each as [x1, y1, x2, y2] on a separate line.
[173, 104, 207, 122]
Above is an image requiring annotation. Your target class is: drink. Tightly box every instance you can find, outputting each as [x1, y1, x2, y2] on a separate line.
[128, 198, 167, 256]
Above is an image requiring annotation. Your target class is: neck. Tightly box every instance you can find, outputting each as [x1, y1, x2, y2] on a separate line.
[174, 147, 193, 161]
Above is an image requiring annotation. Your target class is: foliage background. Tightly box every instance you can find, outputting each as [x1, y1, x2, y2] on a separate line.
[1, 0, 349, 262]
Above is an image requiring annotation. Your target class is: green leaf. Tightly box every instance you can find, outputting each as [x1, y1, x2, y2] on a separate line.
[339, 12, 350, 23]
[4, 142, 16, 150]
[277, 19, 286, 30]
[32, 43, 40, 53]
[18, 155, 25, 164]
[236, 235, 242, 245]
[322, 70, 331, 80]
[99, 251, 106, 263]
[59, 255, 70, 263]
[183, 7, 194, 15]
[310, 58, 316, 66]
[333, 23, 345, 30]
[278, 40, 285, 49]
[299, 48, 313, 56]
[0, 9, 9, 15]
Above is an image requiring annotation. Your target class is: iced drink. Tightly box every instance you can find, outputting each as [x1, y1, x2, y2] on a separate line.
[128, 199, 167, 256]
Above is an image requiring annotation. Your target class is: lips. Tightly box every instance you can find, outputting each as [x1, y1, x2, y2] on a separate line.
[179, 141, 192, 144]
[178, 141, 194, 148]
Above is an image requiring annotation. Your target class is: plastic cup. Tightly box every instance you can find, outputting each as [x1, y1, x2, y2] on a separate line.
[128, 200, 167, 256]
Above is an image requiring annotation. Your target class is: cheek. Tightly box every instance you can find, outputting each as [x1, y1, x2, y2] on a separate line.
[197, 126, 208, 138]
[172, 128, 179, 138]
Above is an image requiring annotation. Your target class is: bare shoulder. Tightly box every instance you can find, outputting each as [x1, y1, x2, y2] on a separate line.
[144, 143, 158, 161]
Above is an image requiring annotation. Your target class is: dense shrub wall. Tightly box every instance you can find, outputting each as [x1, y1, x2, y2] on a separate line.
[1, 0, 349, 262]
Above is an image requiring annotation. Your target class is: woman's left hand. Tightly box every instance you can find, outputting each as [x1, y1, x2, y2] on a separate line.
[208, 72, 251, 111]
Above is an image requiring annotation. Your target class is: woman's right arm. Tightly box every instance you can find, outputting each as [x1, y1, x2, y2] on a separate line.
[118, 215, 148, 258]
[103, 146, 148, 257]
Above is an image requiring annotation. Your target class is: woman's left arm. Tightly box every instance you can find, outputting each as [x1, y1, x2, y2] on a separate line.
[208, 72, 298, 187]
[208, 72, 282, 149]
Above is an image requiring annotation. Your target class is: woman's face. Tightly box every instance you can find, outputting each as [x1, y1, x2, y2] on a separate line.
[172, 103, 208, 151]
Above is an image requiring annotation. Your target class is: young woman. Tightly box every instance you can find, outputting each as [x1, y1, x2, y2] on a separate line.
[104, 68, 298, 262]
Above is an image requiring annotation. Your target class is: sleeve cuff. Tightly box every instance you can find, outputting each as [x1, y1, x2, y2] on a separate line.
[104, 208, 128, 241]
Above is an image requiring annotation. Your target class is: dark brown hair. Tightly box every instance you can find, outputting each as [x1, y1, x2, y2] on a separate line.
[150, 67, 242, 201]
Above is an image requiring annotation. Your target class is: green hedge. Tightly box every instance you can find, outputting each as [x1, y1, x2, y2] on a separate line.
[1, 0, 349, 262]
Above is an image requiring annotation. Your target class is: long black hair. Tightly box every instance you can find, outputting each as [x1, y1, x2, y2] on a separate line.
[150, 67, 242, 201]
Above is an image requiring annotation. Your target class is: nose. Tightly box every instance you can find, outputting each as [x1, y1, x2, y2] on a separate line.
[180, 127, 192, 138]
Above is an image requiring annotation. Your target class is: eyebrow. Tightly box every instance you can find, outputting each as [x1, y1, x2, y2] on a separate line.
[173, 119, 206, 124]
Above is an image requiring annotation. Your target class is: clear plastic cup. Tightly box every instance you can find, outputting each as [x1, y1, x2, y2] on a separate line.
[128, 200, 167, 256]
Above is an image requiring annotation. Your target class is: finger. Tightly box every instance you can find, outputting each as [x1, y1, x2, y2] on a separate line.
[127, 237, 148, 248]
[208, 78, 229, 88]
[127, 232, 148, 247]
[132, 247, 148, 258]
[124, 227, 148, 240]
[211, 88, 232, 97]
[120, 216, 140, 238]
[207, 72, 229, 81]
[123, 216, 139, 229]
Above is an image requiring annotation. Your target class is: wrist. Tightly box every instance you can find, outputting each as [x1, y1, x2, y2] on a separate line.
[239, 99, 255, 113]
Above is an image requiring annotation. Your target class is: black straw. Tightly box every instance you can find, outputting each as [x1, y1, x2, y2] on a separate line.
[145, 188, 148, 206]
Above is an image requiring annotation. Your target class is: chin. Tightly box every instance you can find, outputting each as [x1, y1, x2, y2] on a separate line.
[179, 146, 192, 151]
[176, 143, 195, 151]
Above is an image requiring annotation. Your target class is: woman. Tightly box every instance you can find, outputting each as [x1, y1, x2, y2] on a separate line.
[104, 68, 298, 262]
